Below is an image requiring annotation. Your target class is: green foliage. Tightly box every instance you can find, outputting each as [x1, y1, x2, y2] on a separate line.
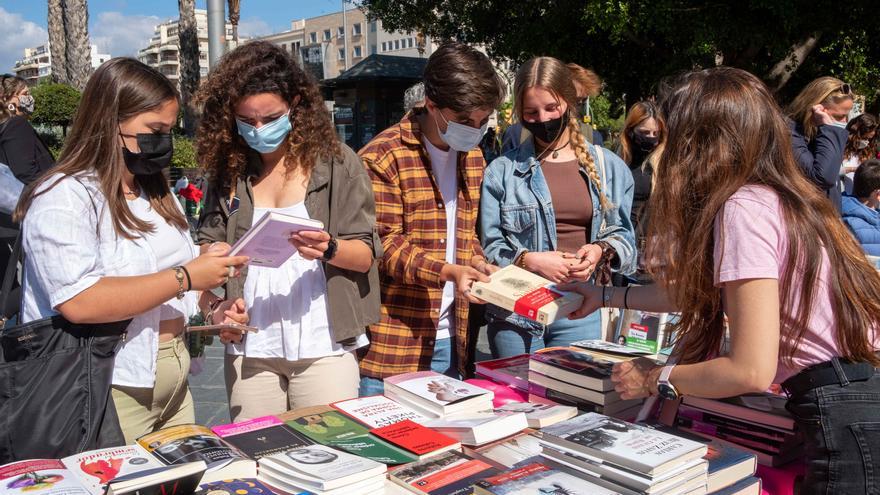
[590, 94, 625, 132]
[30, 82, 80, 134]
[171, 135, 199, 168]
[819, 31, 880, 108]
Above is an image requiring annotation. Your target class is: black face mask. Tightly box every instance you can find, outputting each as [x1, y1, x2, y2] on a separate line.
[522, 113, 566, 144]
[632, 133, 659, 153]
[121, 133, 173, 175]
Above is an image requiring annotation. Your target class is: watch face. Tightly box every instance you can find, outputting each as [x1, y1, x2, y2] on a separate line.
[657, 383, 679, 401]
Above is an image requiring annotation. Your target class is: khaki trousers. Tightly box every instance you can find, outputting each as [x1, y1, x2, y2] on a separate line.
[224, 352, 360, 422]
[111, 336, 194, 444]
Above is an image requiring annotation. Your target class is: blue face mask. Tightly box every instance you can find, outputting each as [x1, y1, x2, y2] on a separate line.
[236, 111, 292, 153]
[434, 109, 488, 152]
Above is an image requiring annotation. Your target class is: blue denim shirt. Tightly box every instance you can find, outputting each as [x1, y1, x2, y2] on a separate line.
[480, 139, 637, 332]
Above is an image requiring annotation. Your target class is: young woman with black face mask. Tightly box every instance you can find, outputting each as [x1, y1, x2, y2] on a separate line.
[618, 101, 666, 282]
[14, 58, 250, 443]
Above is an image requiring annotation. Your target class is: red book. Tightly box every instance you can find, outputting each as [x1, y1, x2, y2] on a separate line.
[371, 420, 460, 459]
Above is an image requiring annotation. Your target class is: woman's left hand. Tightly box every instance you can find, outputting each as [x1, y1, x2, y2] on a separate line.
[214, 298, 249, 344]
[290, 230, 331, 260]
[611, 357, 663, 400]
[566, 244, 604, 282]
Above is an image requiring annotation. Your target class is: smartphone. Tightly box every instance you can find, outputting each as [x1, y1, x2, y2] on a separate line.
[186, 323, 259, 334]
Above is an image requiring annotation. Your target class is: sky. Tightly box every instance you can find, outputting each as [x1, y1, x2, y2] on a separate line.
[1, 0, 351, 73]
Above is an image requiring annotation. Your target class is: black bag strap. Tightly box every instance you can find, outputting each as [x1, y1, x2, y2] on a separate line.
[0, 231, 21, 327]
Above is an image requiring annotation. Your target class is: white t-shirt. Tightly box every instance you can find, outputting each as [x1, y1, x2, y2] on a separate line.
[230, 202, 368, 360]
[424, 139, 458, 341]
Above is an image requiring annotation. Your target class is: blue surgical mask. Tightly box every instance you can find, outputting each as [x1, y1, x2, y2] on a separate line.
[434, 110, 488, 152]
[236, 112, 292, 153]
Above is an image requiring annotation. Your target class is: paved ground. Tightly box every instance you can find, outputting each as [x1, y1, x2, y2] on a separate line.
[190, 326, 493, 426]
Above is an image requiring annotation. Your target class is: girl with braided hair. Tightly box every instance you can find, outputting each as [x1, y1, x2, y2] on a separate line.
[480, 56, 636, 358]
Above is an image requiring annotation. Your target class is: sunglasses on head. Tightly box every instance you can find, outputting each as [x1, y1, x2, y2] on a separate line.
[824, 83, 852, 100]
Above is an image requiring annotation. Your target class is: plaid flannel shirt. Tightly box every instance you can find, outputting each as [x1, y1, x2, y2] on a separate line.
[358, 110, 485, 379]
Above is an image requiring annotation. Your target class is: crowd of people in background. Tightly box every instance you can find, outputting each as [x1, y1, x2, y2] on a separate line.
[1, 38, 880, 493]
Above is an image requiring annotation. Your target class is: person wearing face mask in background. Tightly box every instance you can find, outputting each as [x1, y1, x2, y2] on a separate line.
[14, 58, 249, 443]
[0, 74, 54, 185]
[840, 113, 878, 195]
[196, 42, 381, 421]
[786, 77, 854, 210]
[617, 101, 666, 284]
[357, 42, 507, 395]
[480, 56, 636, 358]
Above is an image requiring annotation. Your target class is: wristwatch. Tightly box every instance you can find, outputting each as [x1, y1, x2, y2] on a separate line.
[657, 365, 680, 400]
[322, 236, 338, 261]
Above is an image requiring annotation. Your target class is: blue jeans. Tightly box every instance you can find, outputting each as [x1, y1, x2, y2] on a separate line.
[358, 337, 458, 397]
[784, 364, 880, 494]
[487, 311, 601, 358]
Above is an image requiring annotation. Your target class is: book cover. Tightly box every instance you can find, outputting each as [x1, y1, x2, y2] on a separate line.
[528, 371, 623, 405]
[422, 412, 529, 446]
[615, 310, 669, 354]
[471, 265, 583, 325]
[464, 431, 544, 469]
[682, 394, 795, 431]
[474, 462, 622, 495]
[229, 211, 324, 268]
[675, 416, 795, 452]
[331, 395, 427, 429]
[371, 420, 460, 456]
[474, 355, 530, 392]
[492, 402, 578, 429]
[677, 405, 793, 438]
[195, 478, 279, 495]
[570, 339, 652, 357]
[529, 347, 615, 391]
[280, 406, 417, 465]
[0, 460, 88, 495]
[136, 425, 249, 466]
[60, 445, 164, 495]
[540, 413, 707, 476]
[711, 476, 761, 495]
[384, 371, 493, 408]
[104, 462, 206, 495]
[211, 416, 313, 459]
[259, 445, 386, 491]
[389, 451, 501, 495]
[527, 386, 644, 418]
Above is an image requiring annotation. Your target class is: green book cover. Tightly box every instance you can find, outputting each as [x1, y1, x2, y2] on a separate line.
[279, 405, 417, 465]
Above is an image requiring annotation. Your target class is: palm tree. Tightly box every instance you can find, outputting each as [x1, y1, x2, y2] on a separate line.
[63, 0, 93, 91]
[177, 0, 200, 136]
[228, 0, 240, 45]
[47, 0, 68, 85]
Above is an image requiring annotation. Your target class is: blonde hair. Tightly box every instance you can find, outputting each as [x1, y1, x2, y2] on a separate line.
[786, 76, 853, 141]
[565, 63, 602, 99]
[514, 57, 612, 211]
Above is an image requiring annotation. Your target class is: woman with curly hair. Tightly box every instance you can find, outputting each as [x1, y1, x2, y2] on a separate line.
[195, 41, 380, 421]
[840, 113, 878, 194]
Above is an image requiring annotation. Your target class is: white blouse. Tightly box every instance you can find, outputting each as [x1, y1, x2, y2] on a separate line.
[228, 202, 368, 360]
[21, 173, 198, 388]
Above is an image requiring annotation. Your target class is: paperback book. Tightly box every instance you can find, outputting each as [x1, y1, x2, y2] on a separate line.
[473, 462, 623, 495]
[529, 346, 616, 392]
[463, 431, 544, 469]
[258, 444, 386, 493]
[136, 425, 256, 483]
[615, 310, 669, 354]
[681, 394, 796, 431]
[471, 265, 583, 325]
[211, 415, 314, 459]
[59, 445, 165, 495]
[229, 211, 324, 268]
[194, 478, 282, 495]
[492, 402, 578, 429]
[383, 371, 494, 418]
[474, 354, 530, 393]
[371, 420, 461, 459]
[330, 395, 426, 429]
[421, 412, 528, 446]
[388, 451, 501, 495]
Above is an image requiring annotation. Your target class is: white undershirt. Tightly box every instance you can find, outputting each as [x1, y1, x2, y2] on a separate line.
[230, 202, 368, 360]
[424, 138, 458, 340]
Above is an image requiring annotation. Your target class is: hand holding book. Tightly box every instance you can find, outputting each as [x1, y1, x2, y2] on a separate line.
[290, 230, 331, 261]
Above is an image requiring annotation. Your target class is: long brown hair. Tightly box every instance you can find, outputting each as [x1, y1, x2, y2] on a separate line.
[786, 76, 853, 142]
[0, 74, 28, 122]
[195, 41, 339, 192]
[619, 101, 666, 166]
[649, 67, 880, 367]
[513, 56, 611, 211]
[15, 58, 186, 237]
[844, 113, 878, 163]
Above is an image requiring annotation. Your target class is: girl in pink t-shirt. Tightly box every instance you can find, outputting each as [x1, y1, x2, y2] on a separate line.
[563, 67, 880, 494]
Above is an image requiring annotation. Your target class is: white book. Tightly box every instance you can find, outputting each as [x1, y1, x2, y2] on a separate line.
[60, 444, 165, 495]
[259, 469, 386, 495]
[492, 402, 578, 429]
[423, 412, 528, 446]
[539, 413, 708, 477]
[471, 265, 583, 325]
[229, 211, 324, 268]
[473, 462, 623, 495]
[331, 395, 427, 428]
[384, 371, 494, 417]
[258, 445, 386, 491]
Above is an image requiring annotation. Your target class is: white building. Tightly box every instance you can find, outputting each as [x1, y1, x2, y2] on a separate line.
[13, 43, 111, 85]
[137, 9, 234, 86]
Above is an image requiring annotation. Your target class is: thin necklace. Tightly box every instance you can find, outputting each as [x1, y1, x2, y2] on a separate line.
[539, 140, 569, 161]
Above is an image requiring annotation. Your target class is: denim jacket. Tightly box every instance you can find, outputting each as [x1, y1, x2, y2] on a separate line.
[480, 139, 637, 332]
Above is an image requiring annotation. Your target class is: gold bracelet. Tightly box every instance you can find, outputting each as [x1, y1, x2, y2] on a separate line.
[515, 250, 529, 270]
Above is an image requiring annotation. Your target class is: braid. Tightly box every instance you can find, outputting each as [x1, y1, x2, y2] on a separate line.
[569, 115, 613, 211]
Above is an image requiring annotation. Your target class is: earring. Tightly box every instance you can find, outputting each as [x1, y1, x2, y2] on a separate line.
[7, 103, 15, 113]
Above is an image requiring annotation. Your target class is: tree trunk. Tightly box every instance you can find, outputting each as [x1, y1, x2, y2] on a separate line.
[47, 0, 68, 85]
[766, 32, 821, 93]
[228, 0, 240, 44]
[63, 0, 92, 91]
[178, 0, 201, 137]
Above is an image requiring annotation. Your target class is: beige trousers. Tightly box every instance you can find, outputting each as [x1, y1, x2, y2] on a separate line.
[224, 352, 360, 422]
[111, 336, 194, 444]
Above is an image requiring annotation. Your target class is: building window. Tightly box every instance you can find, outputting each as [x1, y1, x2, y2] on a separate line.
[338, 26, 344, 38]
[370, 44, 377, 55]
[394, 40, 400, 50]
[293, 41, 301, 52]
[310, 32, 317, 43]
[370, 21, 377, 32]
[409, 38, 415, 48]
[338, 48, 345, 60]
[324, 29, 331, 41]
[381, 42, 386, 52]
[352, 23, 361, 36]
[353, 46, 362, 58]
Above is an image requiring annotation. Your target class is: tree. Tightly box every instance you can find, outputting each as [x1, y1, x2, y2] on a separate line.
[178, 0, 200, 136]
[228, 0, 241, 44]
[361, 0, 880, 107]
[63, 0, 92, 91]
[30, 83, 81, 136]
[47, 0, 68, 85]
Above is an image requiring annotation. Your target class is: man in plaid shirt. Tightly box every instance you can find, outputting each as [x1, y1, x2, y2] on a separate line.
[358, 42, 507, 395]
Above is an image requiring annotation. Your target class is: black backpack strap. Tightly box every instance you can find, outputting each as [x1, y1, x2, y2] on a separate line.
[0, 231, 21, 328]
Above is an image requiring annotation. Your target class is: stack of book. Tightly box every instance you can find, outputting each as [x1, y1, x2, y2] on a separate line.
[388, 450, 501, 495]
[258, 444, 387, 495]
[474, 462, 625, 494]
[528, 346, 644, 419]
[474, 354, 530, 395]
[383, 371, 495, 418]
[675, 393, 802, 467]
[538, 413, 710, 494]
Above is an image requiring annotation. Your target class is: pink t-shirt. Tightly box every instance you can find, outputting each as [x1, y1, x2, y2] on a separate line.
[712, 185, 872, 383]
